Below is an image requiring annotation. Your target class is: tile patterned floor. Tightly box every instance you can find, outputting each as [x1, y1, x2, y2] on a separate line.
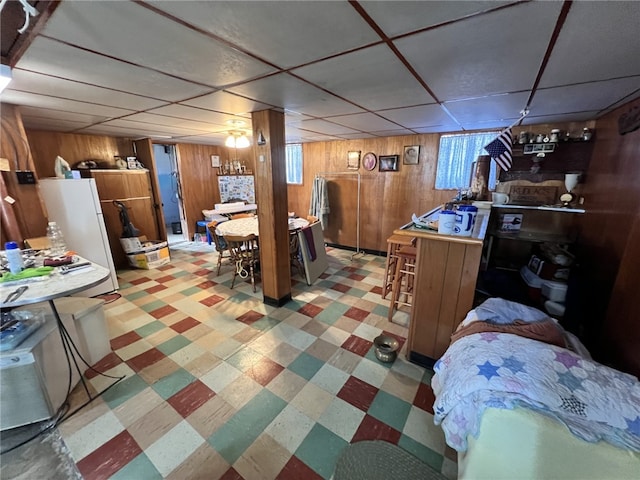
[58, 243, 457, 479]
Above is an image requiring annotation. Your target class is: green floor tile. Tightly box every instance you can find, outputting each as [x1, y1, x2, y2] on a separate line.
[372, 304, 388, 317]
[398, 434, 444, 471]
[157, 335, 191, 356]
[180, 286, 202, 296]
[346, 287, 367, 298]
[250, 316, 281, 332]
[124, 291, 148, 301]
[227, 292, 252, 304]
[134, 320, 165, 338]
[315, 303, 350, 325]
[140, 300, 167, 313]
[287, 352, 325, 380]
[101, 375, 148, 409]
[368, 390, 412, 432]
[151, 369, 195, 399]
[110, 453, 161, 480]
[295, 423, 348, 479]
[172, 270, 190, 278]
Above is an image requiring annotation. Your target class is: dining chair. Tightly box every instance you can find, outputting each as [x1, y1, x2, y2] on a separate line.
[225, 234, 260, 292]
[289, 231, 305, 277]
[206, 220, 231, 275]
[230, 213, 254, 220]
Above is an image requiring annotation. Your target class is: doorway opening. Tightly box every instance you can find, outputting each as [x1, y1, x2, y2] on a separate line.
[153, 144, 185, 245]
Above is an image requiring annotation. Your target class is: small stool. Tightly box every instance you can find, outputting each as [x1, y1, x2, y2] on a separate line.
[195, 220, 212, 244]
[387, 246, 417, 322]
[382, 234, 416, 299]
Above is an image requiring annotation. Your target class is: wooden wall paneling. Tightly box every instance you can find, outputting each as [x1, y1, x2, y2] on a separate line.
[135, 139, 165, 241]
[26, 130, 135, 178]
[1, 105, 47, 243]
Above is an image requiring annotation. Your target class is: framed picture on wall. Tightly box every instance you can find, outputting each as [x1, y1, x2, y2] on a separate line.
[379, 155, 399, 172]
[211, 155, 221, 168]
[347, 150, 361, 170]
[403, 145, 420, 165]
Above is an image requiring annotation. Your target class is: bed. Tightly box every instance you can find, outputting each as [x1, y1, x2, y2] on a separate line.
[431, 298, 640, 479]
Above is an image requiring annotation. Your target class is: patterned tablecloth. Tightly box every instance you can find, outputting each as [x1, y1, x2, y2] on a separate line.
[215, 217, 308, 237]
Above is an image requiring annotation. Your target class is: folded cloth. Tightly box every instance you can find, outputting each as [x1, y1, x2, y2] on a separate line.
[301, 226, 316, 261]
[0, 266, 54, 283]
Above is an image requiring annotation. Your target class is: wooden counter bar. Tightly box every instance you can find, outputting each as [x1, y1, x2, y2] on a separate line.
[393, 208, 488, 367]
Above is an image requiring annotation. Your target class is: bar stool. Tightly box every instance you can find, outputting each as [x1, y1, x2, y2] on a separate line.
[387, 246, 417, 322]
[195, 220, 212, 244]
[382, 234, 416, 299]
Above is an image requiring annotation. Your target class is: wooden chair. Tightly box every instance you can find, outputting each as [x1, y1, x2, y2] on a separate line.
[306, 215, 319, 224]
[206, 221, 231, 275]
[230, 213, 254, 220]
[225, 234, 260, 292]
[289, 231, 305, 277]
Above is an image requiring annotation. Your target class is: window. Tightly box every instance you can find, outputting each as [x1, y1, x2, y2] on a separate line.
[435, 132, 498, 190]
[286, 143, 303, 185]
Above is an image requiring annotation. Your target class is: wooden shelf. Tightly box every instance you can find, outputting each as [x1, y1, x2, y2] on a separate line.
[492, 204, 585, 213]
[489, 230, 575, 244]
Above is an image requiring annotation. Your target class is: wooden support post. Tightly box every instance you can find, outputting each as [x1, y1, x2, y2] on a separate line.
[251, 110, 291, 305]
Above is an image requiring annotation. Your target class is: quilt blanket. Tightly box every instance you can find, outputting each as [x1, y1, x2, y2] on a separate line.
[432, 332, 640, 452]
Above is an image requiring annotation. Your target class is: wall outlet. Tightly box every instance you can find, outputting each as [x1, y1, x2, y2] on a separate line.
[16, 171, 37, 184]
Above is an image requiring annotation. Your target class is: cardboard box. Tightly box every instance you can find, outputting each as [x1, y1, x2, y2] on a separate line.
[120, 236, 168, 254]
[126, 242, 170, 269]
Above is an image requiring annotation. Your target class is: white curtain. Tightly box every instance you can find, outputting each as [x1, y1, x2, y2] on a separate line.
[436, 132, 498, 190]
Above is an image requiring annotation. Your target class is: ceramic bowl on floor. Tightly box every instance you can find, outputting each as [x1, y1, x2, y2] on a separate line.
[374, 334, 399, 363]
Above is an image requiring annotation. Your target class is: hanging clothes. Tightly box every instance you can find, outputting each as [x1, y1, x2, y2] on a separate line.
[309, 176, 330, 230]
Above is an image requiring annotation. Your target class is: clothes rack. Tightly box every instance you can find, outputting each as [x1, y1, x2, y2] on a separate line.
[315, 172, 364, 259]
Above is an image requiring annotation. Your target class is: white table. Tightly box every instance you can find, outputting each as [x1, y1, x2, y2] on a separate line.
[216, 216, 309, 237]
[202, 203, 258, 220]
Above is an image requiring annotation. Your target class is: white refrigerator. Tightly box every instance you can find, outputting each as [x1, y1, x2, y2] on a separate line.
[38, 178, 118, 297]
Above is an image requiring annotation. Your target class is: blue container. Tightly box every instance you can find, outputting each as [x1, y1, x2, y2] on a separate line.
[454, 205, 478, 236]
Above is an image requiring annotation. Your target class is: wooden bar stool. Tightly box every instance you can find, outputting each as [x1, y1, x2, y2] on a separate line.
[387, 246, 417, 322]
[382, 234, 416, 299]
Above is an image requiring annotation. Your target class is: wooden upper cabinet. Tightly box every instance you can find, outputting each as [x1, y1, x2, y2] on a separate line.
[82, 169, 160, 268]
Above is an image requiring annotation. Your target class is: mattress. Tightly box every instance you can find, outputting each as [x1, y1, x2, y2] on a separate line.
[458, 407, 640, 480]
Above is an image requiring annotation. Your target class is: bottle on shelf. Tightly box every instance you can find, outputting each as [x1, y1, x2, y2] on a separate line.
[4, 241, 24, 274]
[46, 221, 67, 256]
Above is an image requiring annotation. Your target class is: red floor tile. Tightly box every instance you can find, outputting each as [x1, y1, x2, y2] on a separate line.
[220, 467, 244, 480]
[351, 414, 401, 444]
[341, 335, 373, 357]
[344, 306, 369, 322]
[197, 280, 217, 289]
[413, 382, 435, 414]
[85, 352, 124, 380]
[337, 376, 379, 412]
[127, 348, 166, 372]
[130, 277, 152, 285]
[76, 430, 142, 480]
[155, 274, 176, 283]
[330, 283, 351, 293]
[194, 268, 211, 276]
[170, 316, 201, 334]
[319, 273, 330, 279]
[245, 358, 284, 386]
[157, 264, 174, 271]
[236, 310, 264, 325]
[200, 294, 224, 307]
[145, 284, 168, 294]
[110, 331, 142, 351]
[278, 456, 323, 480]
[168, 380, 216, 418]
[370, 285, 383, 295]
[149, 304, 178, 319]
[348, 272, 366, 281]
[193, 259, 207, 266]
[298, 303, 323, 318]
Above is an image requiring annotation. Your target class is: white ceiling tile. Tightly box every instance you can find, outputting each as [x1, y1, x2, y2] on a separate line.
[339, 133, 380, 140]
[16, 37, 213, 102]
[540, 2, 640, 87]
[292, 44, 434, 110]
[395, 1, 562, 101]
[181, 91, 272, 115]
[369, 129, 415, 138]
[20, 117, 92, 132]
[75, 124, 171, 139]
[148, 0, 380, 68]
[326, 112, 402, 132]
[101, 119, 211, 137]
[378, 104, 457, 129]
[148, 104, 248, 128]
[295, 119, 360, 136]
[531, 77, 640, 116]
[44, 1, 276, 88]
[171, 133, 226, 146]
[1, 90, 134, 118]
[17, 106, 110, 125]
[10, 69, 167, 111]
[361, 1, 512, 38]
[520, 111, 602, 126]
[444, 92, 530, 123]
[118, 113, 217, 133]
[226, 73, 365, 117]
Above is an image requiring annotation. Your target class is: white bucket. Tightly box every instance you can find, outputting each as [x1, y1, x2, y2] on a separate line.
[438, 210, 456, 235]
[454, 206, 478, 236]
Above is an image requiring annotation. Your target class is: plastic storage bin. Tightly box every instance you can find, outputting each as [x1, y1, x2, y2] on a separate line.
[520, 266, 543, 301]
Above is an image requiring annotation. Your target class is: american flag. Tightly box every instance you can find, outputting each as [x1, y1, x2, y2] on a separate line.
[484, 128, 513, 171]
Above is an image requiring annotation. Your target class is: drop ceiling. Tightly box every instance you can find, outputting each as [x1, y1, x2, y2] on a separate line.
[1, 0, 639, 146]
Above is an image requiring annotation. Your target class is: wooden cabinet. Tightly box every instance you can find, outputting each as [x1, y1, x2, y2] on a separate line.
[393, 224, 484, 367]
[82, 169, 160, 268]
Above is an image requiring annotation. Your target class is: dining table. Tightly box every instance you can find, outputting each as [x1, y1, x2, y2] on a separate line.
[215, 216, 309, 237]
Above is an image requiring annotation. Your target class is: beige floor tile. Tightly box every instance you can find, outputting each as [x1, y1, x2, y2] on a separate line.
[380, 370, 420, 403]
[333, 316, 360, 333]
[217, 375, 262, 410]
[266, 342, 301, 367]
[181, 323, 214, 342]
[233, 432, 290, 480]
[290, 383, 333, 421]
[138, 357, 181, 384]
[327, 348, 362, 374]
[165, 443, 230, 480]
[112, 387, 166, 428]
[186, 395, 237, 439]
[194, 330, 228, 350]
[265, 369, 308, 402]
[183, 351, 222, 377]
[128, 401, 183, 450]
[145, 327, 178, 347]
[305, 338, 340, 362]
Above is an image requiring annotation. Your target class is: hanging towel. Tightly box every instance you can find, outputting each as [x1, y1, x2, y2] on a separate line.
[309, 176, 330, 230]
[301, 225, 317, 261]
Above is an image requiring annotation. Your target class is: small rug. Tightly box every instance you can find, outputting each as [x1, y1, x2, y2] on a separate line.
[333, 440, 447, 480]
[95, 292, 121, 304]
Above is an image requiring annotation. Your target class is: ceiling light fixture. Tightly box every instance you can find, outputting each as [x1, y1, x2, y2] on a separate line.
[225, 130, 250, 149]
[0, 64, 12, 94]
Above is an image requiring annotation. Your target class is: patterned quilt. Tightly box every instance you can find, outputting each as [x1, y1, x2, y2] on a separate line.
[432, 332, 640, 452]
